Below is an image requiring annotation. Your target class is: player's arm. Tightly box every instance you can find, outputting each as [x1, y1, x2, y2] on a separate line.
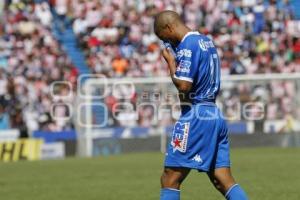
[162, 48, 192, 94]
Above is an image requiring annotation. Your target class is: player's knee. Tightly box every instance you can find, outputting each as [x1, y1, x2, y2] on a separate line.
[160, 169, 182, 189]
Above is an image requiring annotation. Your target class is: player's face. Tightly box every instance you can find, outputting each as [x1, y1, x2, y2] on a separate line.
[156, 29, 177, 49]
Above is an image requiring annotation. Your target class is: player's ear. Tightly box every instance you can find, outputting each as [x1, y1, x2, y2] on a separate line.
[166, 24, 173, 33]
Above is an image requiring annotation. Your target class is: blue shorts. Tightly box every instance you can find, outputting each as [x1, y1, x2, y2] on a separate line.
[164, 103, 230, 172]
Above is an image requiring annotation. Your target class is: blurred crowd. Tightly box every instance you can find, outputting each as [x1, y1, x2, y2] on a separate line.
[0, 0, 76, 135]
[0, 0, 299, 135]
[67, 0, 300, 129]
[68, 0, 300, 76]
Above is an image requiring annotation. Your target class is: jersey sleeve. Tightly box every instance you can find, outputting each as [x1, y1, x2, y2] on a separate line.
[174, 40, 200, 83]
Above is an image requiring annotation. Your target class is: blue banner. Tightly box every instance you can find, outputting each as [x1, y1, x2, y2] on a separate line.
[33, 130, 77, 143]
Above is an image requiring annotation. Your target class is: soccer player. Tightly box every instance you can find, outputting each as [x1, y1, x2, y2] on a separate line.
[154, 11, 249, 200]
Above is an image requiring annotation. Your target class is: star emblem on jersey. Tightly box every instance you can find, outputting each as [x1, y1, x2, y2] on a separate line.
[171, 122, 190, 153]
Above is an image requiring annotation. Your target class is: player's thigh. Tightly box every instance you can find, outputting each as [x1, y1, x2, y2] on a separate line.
[161, 167, 191, 186]
[207, 167, 236, 193]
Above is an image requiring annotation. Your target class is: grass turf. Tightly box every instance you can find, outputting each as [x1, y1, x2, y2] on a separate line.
[0, 148, 299, 200]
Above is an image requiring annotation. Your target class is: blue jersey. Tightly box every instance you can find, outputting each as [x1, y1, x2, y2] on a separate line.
[173, 31, 221, 104]
[164, 33, 230, 173]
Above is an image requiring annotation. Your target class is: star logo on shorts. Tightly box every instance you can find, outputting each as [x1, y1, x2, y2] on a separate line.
[171, 122, 190, 153]
[173, 138, 181, 148]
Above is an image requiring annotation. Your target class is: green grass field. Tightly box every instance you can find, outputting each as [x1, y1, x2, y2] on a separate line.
[0, 148, 299, 200]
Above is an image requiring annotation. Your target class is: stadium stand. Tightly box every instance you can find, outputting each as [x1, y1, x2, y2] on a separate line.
[0, 0, 300, 135]
[68, 0, 300, 128]
[290, 0, 300, 19]
[50, 2, 90, 75]
[0, 1, 76, 134]
[70, 0, 300, 76]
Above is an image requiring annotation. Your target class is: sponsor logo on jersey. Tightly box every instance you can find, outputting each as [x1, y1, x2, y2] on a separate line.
[171, 122, 190, 153]
[176, 60, 191, 73]
[198, 39, 215, 51]
[176, 49, 192, 59]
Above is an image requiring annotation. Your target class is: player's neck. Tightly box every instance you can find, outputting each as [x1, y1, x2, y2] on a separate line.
[177, 25, 192, 43]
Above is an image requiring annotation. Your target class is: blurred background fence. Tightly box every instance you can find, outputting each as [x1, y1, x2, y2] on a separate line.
[75, 73, 300, 157]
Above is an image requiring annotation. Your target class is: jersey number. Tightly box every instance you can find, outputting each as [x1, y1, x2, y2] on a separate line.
[209, 53, 219, 85]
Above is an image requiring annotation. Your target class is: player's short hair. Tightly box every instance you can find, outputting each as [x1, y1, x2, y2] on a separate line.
[154, 10, 182, 36]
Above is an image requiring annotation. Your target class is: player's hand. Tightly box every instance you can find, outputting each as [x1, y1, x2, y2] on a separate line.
[162, 48, 176, 65]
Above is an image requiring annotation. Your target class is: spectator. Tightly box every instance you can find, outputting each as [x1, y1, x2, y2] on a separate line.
[0, 101, 10, 130]
[112, 55, 129, 77]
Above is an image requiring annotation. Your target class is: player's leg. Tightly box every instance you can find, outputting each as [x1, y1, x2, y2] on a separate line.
[160, 167, 190, 200]
[207, 167, 248, 200]
[207, 167, 235, 194]
[161, 167, 190, 189]
[209, 113, 248, 199]
[209, 117, 248, 199]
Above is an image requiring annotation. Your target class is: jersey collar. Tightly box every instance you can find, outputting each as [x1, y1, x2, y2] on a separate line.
[181, 31, 201, 43]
